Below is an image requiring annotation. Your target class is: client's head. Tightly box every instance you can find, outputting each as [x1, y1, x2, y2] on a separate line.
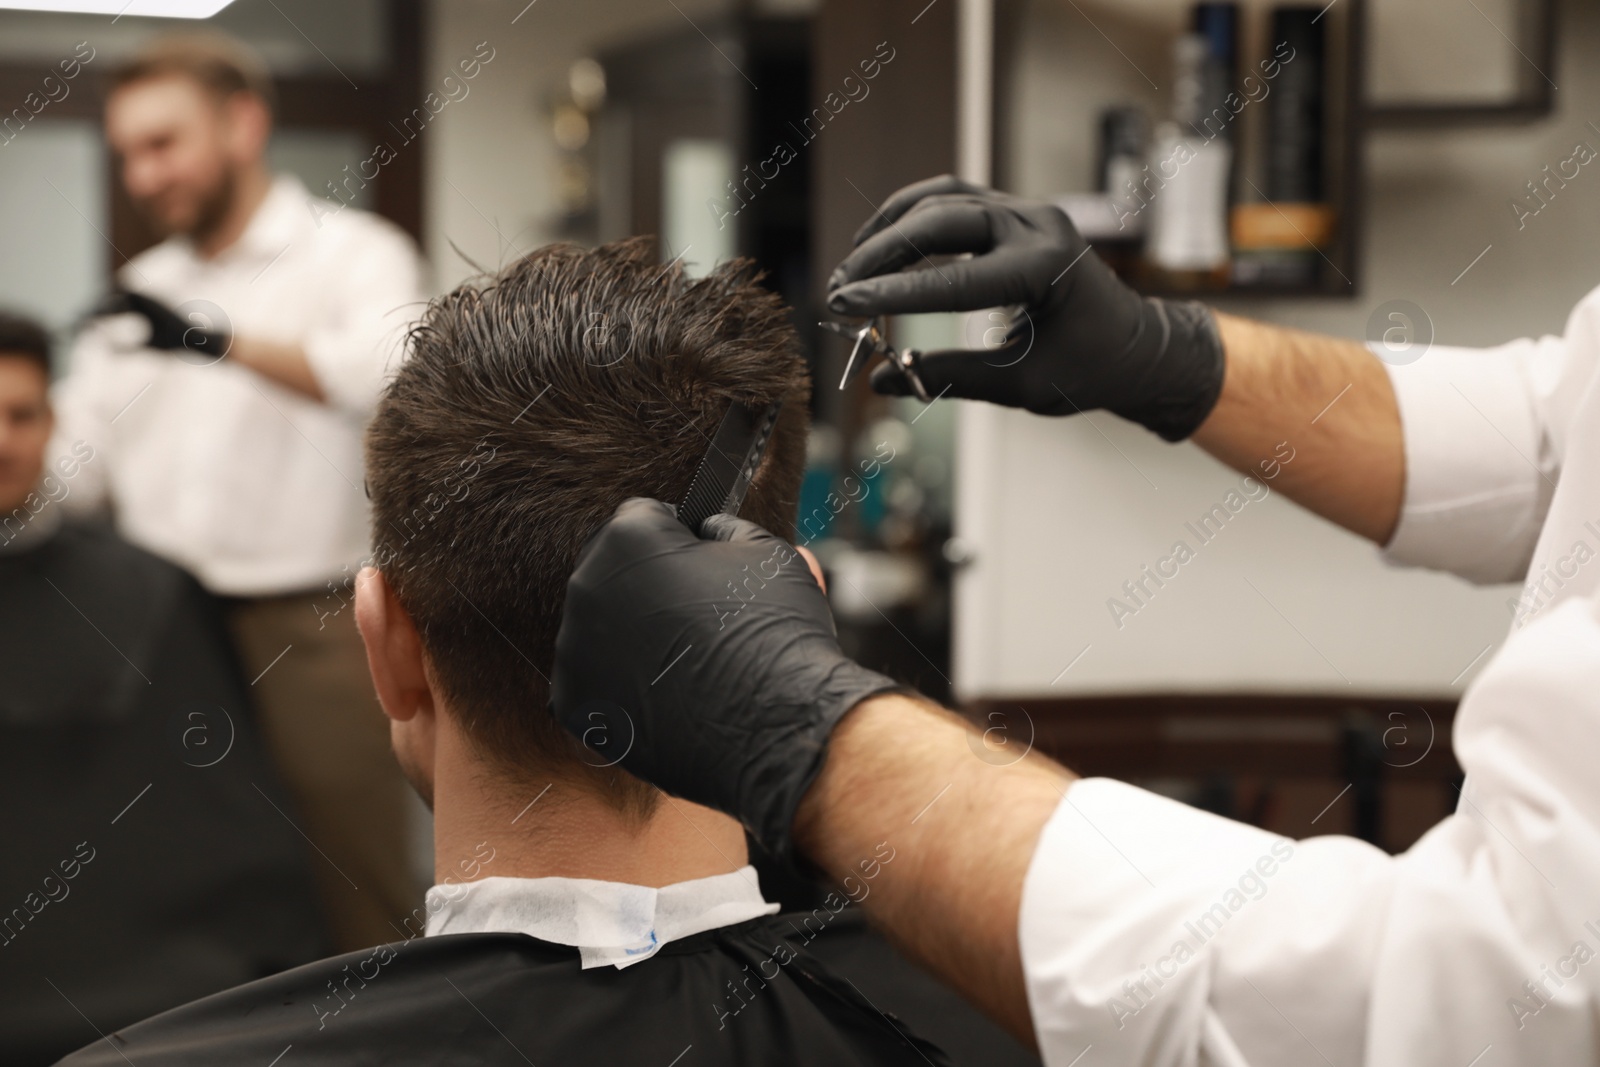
[358, 237, 810, 836]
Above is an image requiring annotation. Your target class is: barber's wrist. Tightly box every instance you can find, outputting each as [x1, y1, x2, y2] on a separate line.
[792, 692, 950, 868]
[793, 694, 883, 860]
[1113, 298, 1226, 442]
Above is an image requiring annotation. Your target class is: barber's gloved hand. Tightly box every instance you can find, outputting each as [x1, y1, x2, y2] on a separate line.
[827, 175, 1225, 441]
[551, 497, 902, 863]
[93, 289, 230, 358]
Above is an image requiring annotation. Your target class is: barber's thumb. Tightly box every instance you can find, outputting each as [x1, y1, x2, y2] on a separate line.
[700, 512, 781, 546]
[868, 347, 1003, 400]
[572, 497, 685, 570]
[614, 496, 681, 527]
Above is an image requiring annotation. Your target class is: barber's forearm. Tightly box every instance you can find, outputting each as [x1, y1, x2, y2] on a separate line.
[227, 337, 326, 402]
[794, 693, 1075, 1049]
[1191, 312, 1404, 545]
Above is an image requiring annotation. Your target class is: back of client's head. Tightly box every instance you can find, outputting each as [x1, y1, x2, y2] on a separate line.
[365, 237, 810, 817]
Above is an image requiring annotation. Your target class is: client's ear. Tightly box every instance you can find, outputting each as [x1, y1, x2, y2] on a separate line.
[354, 567, 436, 724]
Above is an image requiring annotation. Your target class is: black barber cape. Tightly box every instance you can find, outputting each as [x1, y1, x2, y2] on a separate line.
[55, 908, 1043, 1066]
[0, 519, 324, 1066]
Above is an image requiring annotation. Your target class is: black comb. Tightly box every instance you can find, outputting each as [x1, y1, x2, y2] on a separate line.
[677, 400, 783, 535]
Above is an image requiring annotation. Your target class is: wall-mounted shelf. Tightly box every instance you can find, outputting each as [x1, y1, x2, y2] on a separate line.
[995, 0, 1559, 300]
[996, 0, 1367, 299]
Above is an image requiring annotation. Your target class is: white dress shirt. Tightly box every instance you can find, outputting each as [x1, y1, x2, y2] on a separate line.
[51, 175, 425, 596]
[1020, 285, 1600, 1066]
[424, 868, 779, 970]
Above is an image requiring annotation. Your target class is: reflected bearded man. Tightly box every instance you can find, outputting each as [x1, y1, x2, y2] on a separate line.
[52, 32, 427, 952]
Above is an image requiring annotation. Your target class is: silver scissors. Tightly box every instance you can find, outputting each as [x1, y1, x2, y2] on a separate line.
[818, 317, 933, 402]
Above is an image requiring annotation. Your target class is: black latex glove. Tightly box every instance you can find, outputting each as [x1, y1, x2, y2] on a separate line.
[827, 175, 1225, 442]
[93, 289, 230, 358]
[550, 497, 903, 863]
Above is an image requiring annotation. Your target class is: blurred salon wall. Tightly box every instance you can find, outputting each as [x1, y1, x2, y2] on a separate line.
[420, 0, 735, 292]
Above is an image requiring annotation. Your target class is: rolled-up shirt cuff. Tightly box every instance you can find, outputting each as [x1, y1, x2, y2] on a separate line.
[1379, 341, 1554, 585]
[302, 320, 410, 416]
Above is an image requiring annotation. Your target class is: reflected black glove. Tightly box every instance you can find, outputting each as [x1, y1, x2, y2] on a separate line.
[93, 289, 230, 358]
[550, 497, 903, 863]
[827, 175, 1225, 441]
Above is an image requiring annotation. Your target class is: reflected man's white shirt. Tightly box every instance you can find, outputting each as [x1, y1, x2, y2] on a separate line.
[50, 175, 425, 596]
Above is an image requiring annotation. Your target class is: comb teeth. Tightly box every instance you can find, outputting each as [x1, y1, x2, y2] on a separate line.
[678, 402, 759, 534]
[677, 453, 738, 533]
[677, 400, 781, 535]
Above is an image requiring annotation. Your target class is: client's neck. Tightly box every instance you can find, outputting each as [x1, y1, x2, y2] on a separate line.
[428, 717, 749, 888]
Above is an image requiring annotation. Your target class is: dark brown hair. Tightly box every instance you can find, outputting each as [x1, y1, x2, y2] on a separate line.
[366, 237, 811, 812]
[0, 311, 51, 376]
[110, 32, 276, 113]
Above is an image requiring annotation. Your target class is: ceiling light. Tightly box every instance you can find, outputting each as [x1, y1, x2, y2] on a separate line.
[0, 1, 238, 17]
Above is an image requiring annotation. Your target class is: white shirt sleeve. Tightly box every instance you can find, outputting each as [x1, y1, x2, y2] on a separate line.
[1019, 591, 1600, 1067]
[1380, 286, 1600, 584]
[299, 218, 427, 417]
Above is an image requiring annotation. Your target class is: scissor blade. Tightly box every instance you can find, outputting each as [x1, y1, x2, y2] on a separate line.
[820, 319, 886, 392]
[840, 327, 876, 391]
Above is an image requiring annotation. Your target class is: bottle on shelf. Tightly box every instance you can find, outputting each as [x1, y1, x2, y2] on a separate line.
[1231, 5, 1335, 290]
[1142, 2, 1238, 291]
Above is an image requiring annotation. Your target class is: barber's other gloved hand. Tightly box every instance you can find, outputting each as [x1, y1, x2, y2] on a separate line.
[551, 497, 903, 863]
[93, 289, 230, 357]
[828, 175, 1225, 441]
